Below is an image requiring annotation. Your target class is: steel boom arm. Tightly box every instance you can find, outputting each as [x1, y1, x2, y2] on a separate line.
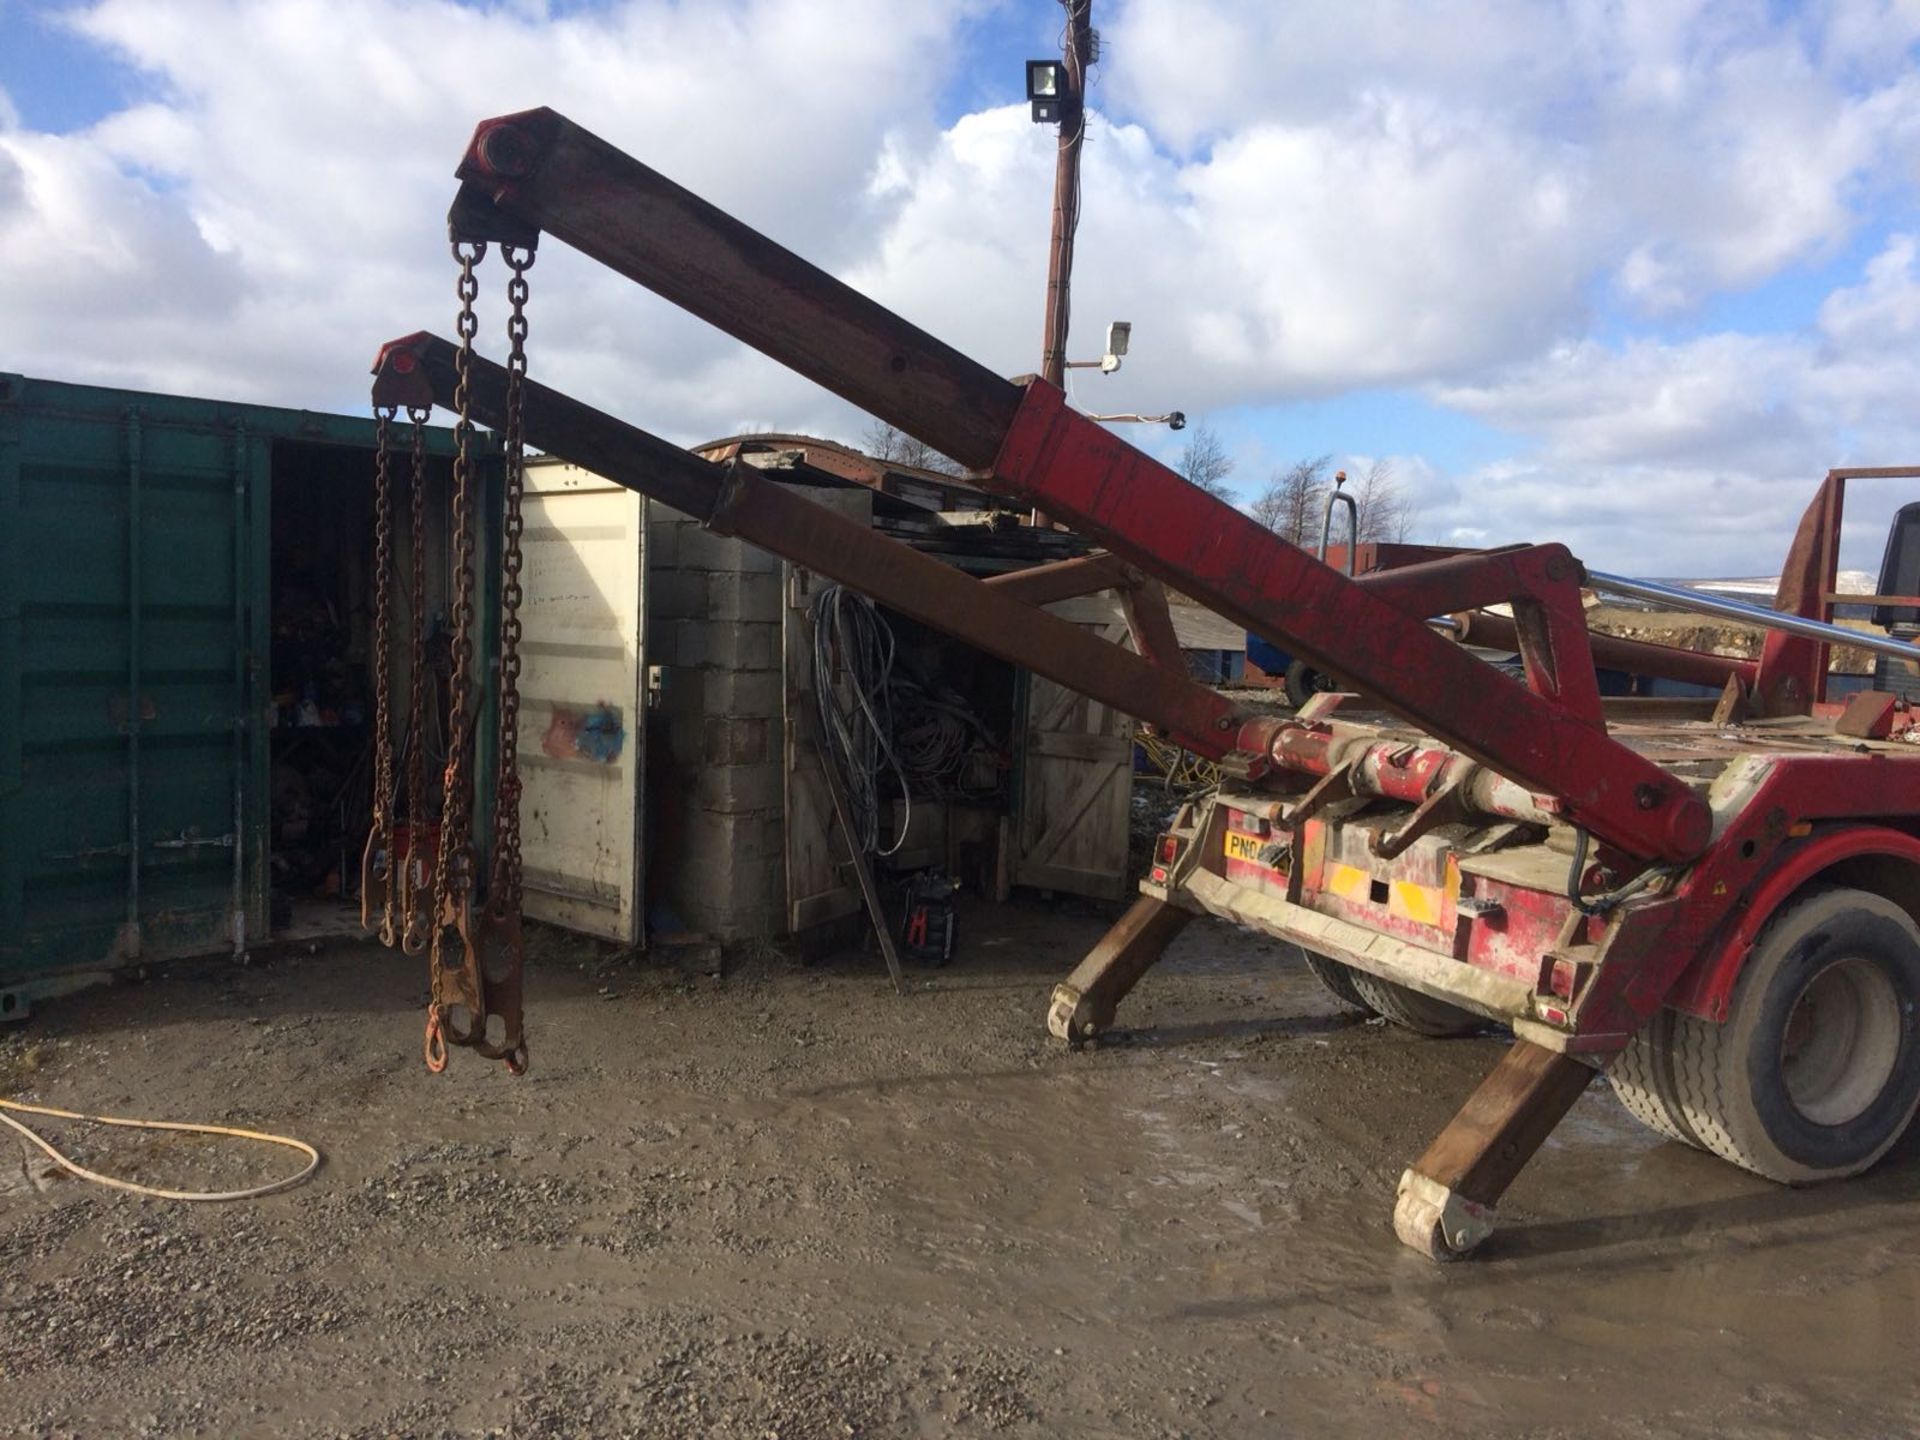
[371, 333, 1243, 760]
[448, 108, 1712, 864]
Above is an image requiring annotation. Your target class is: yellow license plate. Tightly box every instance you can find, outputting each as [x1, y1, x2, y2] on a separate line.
[1223, 831, 1264, 863]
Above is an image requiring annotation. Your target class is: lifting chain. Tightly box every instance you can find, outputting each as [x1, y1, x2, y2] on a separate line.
[359, 405, 399, 947]
[424, 239, 489, 1075]
[399, 404, 435, 956]
[473, 242, 534, 1075]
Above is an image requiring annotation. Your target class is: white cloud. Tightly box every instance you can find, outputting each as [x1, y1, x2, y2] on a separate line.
[1417, 233, 1920, 572]
[1104, 0, 1920, 311]
[2, 0, 981, 428]
[3, 0, 1920, 580]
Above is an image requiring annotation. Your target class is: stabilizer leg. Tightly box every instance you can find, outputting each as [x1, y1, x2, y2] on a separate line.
[1047, 894, 1193, 1044]
[1393, 1039, 1595, 1260]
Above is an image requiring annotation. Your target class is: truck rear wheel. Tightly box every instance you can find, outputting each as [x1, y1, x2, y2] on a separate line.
[1608, 1009, 1700, 1147]
[1669, 887, 1920, 1183]
[1298, 949, 1368, 1012]
[1283, 660, 1326, 709]
[1347, 972, 1483, 1037]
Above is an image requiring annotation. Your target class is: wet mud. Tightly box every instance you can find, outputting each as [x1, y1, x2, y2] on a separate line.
[1, 898, 1916, 1437]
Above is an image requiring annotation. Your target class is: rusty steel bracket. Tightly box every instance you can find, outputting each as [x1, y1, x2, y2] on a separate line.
[429, 856, 487, 1048]
[1280, 759, 1357, 834]
[1370, 768, 1476, 862]
[472, 901, 528, 1073]
[399, 849, 434, 956]
[359, 828, 395, 946]
[448, 176, 543, 253]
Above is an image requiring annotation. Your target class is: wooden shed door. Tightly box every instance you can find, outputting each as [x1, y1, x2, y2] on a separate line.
[1010, 598, 1134, 900]
[514, 462, 646, 944]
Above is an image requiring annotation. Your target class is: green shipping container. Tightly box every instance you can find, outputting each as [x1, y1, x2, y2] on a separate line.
[0, 373, 500, 1013]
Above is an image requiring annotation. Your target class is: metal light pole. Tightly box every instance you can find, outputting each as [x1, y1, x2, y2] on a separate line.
[1028, 0, 1094, 525]
[1039, 0, 1092, 391]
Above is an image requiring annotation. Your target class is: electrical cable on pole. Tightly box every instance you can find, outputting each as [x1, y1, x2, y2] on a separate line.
[1031, 0, 1093, 526]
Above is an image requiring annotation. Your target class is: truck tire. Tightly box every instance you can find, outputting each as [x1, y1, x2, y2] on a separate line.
[1347, 972, 1483, 1037]
[1668, 887, 1920, 1183]
[1299, 949, 1369, 1012]
[1283, 660, 1324, 709]
[1607, 1009, 1700, 1147]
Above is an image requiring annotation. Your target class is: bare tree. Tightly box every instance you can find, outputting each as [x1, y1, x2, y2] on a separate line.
[861, 419, 963, 476]
[1352, 457, 1414, 544]
[1175, 422, 1237, 501]
[1250, 454, 1332, 546]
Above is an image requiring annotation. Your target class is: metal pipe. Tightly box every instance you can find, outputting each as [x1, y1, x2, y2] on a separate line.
[1587, 571, 1920, 664]
[1456, 608, 1757, 692]
[1320, 482, 1357, 576]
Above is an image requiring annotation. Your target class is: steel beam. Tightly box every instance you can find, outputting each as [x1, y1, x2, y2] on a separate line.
[453, 110, 1020, 470]
[993, 385, 1709, 863]
[443, 109, 1713, 863]
[371, 334, 1243, 760]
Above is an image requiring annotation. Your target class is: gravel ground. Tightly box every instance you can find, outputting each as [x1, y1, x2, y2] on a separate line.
[2, 896, 1918, 1438]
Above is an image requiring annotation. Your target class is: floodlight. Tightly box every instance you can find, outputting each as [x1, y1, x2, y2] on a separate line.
[1105, 321, 1131, 358]
[1027, 59, 1066, 123]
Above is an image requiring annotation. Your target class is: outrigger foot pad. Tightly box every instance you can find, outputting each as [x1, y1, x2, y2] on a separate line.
[1047, 983, 1100, 1045]
[1393, 1170, 1495, 1260]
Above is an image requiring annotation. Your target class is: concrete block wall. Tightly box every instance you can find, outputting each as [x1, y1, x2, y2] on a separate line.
[646, 500, 788, 942]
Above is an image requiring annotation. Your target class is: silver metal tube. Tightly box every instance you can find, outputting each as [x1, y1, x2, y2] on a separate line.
[1320, 486, 1358, 575]
[1587, 570, 1920, 663]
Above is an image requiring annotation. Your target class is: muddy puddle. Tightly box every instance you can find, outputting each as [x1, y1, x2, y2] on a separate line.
[0, 898, 1915, 1437]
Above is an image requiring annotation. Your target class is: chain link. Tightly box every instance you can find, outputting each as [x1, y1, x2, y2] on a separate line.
[489, 244, 535, 914]
[431, 241, 487, 946]
[363, 406, 400, 945]
[400, 404, 434, 951]
[370, 409, 397, 828]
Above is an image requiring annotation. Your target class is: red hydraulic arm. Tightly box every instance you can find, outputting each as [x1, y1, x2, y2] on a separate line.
[446, 107, 1712, 865]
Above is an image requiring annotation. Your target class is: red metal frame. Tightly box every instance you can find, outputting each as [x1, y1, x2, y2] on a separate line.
[444, 107, 1711, 865]
[990, 382, 1705, 861]
[421, 108, 1920, 1051]
[1752, 467, 1920, 715]
[1666, 825, 1920, 1022]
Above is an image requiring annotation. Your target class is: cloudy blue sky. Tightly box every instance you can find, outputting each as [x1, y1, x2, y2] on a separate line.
[4, 0, 1920, 575]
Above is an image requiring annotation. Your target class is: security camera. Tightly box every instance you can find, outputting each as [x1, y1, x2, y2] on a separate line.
[1168, 411, 1186, 431]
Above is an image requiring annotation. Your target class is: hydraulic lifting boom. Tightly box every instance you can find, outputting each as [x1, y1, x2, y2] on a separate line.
[381, 107, 1920, 1261]
[442, 107, 1708, 865]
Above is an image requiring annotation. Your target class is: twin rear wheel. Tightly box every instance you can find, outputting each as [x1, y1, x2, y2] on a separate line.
[1610, 887, 1920, 1183]
[1303, 884, 1920, 1185]
[1299, 950, 1483, 1037]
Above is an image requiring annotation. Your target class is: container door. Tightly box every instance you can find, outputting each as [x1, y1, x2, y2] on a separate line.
[1010, 594, 1135, 901]
[0, 377, 263, 991]
[513, 462, 646, 944]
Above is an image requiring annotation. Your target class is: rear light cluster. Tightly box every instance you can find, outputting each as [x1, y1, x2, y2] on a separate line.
[1150, 833, 1182, 884]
